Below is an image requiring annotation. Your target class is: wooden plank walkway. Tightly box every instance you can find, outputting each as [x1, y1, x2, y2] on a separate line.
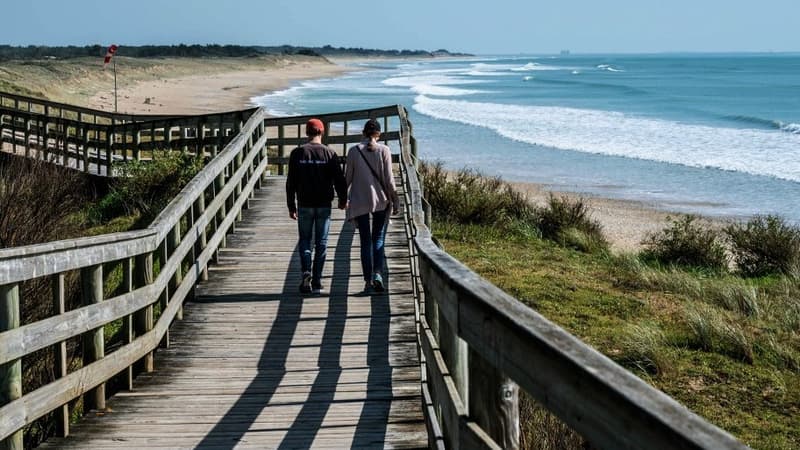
[42, 176, 427, 449]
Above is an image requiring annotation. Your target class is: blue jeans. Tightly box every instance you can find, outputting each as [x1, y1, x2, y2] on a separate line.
[355, 208, 389, 282]
[297, 207, 332, 283]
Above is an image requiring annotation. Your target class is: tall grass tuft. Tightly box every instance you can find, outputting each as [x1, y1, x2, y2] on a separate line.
[619, 322, 670, 375]
[536, 194, 608, 253]
[418, 161, 534, 225]
[519, 392, 588, 450]
[683, 303, 754, 363]
[725, 215, 800, 277]
[642, 215, 727, 271]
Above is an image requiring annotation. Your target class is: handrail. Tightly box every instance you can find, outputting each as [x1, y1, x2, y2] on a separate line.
[0, 90, 257, 176]
[0, 98, 751, 449]
[0, 104, 409, 447]
[0, 105, 270, 445]
[394, 108, 749, 449]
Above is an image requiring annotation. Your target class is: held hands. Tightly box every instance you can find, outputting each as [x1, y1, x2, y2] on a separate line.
[338, 200, 348, 210]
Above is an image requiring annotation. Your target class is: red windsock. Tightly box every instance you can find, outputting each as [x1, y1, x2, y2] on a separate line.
[103, 44, 119, 66]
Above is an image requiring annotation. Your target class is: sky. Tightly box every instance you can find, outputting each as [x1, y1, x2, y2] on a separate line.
[1, 0, 798, 54]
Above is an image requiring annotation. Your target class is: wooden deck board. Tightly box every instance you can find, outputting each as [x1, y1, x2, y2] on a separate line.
[43, 175, 427, 449]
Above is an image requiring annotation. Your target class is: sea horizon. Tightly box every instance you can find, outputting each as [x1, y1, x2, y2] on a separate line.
[254, 52, 800, 223]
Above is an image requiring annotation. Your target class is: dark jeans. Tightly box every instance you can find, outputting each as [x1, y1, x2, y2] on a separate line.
[297, 207, 332, 283]
[355, 208, 389, 282]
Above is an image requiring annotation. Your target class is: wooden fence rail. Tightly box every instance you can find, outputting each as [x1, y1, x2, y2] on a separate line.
[0, 97, 750, 450]
[0, 105, 269, 449]
[0, 103, 409, 449]
[0, 91, 256, 176]
[393, 107, 750, 449]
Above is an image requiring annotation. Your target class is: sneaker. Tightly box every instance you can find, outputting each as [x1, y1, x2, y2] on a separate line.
[372, 273, 385, 292]
[299, 271, 312, 293]
[362, 281, 372, 295]
[312, 280, 324, 294]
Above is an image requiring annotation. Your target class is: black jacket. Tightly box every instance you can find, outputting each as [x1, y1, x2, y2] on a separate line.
[285, 142, 347, 214]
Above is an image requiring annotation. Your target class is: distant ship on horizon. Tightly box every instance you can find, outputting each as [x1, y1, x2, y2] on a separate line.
[560, 49, 570, 56]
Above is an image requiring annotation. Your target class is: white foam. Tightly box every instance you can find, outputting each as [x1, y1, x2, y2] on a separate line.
[511, 62, 563, 72]
[410, 84, 487, 96]
[597, 64, 624, 72]
[413, 96, 800, 182]
[523, 76, 533, 81]
[780, 122, 800, 134]
[382, 74, 487, 87]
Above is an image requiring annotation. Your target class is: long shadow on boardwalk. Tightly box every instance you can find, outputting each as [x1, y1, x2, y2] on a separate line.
[194, 240, 304, 449]
[196, 221, 372, 448]
[275, 223, 354, 448]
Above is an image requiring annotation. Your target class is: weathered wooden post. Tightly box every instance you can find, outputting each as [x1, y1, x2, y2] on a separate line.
[195, 193, 209, 281]
[168, 221, 183, 320]
[215, 165, 227, 252]
[0, 283, 23, 450]
[81, 265, 105, 411]
[215, 115, 224, 157]
[278, 125, 285, 175]
[438, 312, 469, 447]
[106, 119, 115, 176]
[165, 120, 173, 151]
[134, 253, 154, 372]
[469, 351, 520, 449]
[134, 130, 142, 161]
[121, 259, 134, 390]
[52, 274, 70, 437]
[43, 104, 50, 162]
[159, 240, 170, 349]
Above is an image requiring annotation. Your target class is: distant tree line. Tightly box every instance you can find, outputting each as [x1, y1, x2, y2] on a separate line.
[0, 44, 470, 61]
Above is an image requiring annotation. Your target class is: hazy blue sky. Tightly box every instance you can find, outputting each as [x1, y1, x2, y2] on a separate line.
[2, 0, 798, 54]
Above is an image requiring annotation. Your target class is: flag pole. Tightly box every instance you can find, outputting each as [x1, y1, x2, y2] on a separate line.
[113, 57, 118, 113]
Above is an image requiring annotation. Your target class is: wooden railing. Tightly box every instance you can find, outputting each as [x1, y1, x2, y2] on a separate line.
[0, 99, 750, 450]
[0, 105, 269, 449]
[0, 91, 257, 176]
[393, 108, 750, 449]
[0, 104, 408, 449]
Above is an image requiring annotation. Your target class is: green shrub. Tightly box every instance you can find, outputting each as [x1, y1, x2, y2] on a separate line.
[419, 161, 534, 225]
[99, 150, 203, 225]
[642, 215, 727, 271]
[537, 194, 607, 252]
[725, 215, 800, 277]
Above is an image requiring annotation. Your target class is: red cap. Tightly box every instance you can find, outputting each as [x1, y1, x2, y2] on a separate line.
[306, 118, 324, 136]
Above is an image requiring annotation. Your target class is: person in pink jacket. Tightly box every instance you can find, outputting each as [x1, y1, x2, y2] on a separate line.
[345, 119, 399, 293]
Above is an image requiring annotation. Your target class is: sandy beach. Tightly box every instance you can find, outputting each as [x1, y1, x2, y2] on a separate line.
[87, 56, 353, 115]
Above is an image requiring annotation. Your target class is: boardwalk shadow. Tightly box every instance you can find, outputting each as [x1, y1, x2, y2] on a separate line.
[195, 241, 305, 449]
[196, 221, 363, 449]
[275, 223, 354, 448]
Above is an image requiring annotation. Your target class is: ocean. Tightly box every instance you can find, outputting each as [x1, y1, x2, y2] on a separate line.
[253, 54, 800, 223]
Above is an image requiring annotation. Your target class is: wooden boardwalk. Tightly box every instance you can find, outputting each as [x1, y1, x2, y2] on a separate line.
[41, 176, 427, 449]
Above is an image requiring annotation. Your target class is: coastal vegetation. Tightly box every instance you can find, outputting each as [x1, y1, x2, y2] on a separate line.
[0, 44, 470, 62]
[0, 152, 203, 447]
[420, 161, 799, 450]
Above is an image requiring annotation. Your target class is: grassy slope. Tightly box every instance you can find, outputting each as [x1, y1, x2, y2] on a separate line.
[434, 222, 799, 450]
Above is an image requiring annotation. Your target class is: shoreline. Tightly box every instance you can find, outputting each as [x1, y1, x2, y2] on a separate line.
[0, 55, 731, 252]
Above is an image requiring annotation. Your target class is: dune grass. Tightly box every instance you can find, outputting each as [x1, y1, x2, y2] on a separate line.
[434, 221, 799, 450]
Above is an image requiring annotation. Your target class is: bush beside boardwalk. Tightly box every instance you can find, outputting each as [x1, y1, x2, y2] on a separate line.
[0, 152, 202, 447]
[420, 161, 799, 450]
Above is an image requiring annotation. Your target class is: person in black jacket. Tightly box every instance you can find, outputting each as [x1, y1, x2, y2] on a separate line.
[286, 118, 347, 294]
